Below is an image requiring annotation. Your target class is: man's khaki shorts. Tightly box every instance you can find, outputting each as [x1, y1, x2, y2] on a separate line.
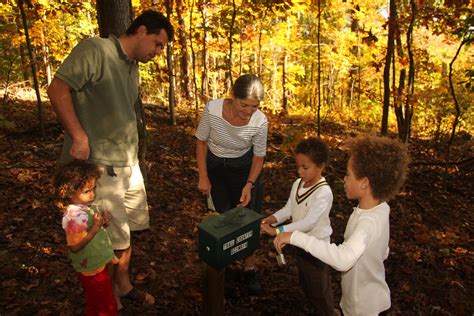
[95, 164, 149, 250]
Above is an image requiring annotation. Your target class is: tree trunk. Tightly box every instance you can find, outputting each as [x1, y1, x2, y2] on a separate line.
[403, 0, 416, 143]
[447, 35, 468, 160]
[346, 6, 359, 111]
[166, 0, 177, 125]
[226, 0, 237, 91]
[309, 61, 314, 110]
[282, 53, 287, 112]
[19, 45, 29, 82]
[382, 0, 396, 135]
[394, 15, 406, 140]
[239, 31, 243, 76]
[41, 24, 52, 86]
[212, 54, 217, 99]
[96, 0, 132, 38]
[394, 0, 416, 142]
[282, 16, 290, 114]
[258, 28, 263, 77]
[317, 0, 321, 136]
[18, 0, 45, 138]
[189, 0, 199, 113]
[272, 46, 278, 112]
[177, 0, 191, 100]
[15, 13, 29, 82]
[200, 2, 209, 101]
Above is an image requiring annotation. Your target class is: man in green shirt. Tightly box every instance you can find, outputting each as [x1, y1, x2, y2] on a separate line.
[47, 10, 174, 309]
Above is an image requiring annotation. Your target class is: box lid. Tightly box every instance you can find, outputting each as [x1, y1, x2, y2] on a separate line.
[198, 207, 262, 239]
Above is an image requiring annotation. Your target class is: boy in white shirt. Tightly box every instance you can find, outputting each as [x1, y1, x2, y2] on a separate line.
[261, 137, 335, 315]
[274, 136, 409, 316]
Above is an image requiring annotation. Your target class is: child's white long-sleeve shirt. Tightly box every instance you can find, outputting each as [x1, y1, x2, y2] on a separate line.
[290, 202, 391, 316]
[273, 177, 333, 242]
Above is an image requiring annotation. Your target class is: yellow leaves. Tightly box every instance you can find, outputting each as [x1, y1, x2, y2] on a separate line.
[36, 0, 50, 8]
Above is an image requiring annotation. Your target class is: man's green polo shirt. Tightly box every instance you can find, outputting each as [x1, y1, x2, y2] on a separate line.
[55, 35, 139, 166]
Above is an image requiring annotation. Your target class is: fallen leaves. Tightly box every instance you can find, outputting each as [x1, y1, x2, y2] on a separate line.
[0, 100, 472, 315]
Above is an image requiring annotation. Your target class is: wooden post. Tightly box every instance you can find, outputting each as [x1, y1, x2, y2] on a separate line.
[202, 264, 224, 316]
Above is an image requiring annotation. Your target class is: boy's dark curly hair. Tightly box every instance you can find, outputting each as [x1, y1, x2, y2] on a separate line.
[294, 137, 330, 167]
[52, 160, 101, 209]
[346, 135, 409, 201]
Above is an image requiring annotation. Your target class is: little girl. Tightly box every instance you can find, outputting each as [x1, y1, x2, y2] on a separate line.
[261, 137, 335, 315]
[53, 160, 118, 315]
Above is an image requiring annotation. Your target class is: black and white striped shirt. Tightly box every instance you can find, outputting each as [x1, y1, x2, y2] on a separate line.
[195, 99, 268, 158]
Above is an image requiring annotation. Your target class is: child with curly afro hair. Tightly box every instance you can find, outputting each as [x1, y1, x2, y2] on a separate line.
[53, 160, 118, 315]
[274, 135, 409, 316]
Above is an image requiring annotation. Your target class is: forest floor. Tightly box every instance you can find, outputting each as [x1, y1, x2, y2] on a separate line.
[0, 98, 472, 316]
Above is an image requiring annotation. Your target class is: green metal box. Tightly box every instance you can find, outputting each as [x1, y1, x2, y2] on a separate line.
[198, 207, 262, 269]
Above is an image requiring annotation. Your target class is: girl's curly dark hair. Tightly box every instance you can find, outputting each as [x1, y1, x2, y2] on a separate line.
[52, 160, 101, 210]
[294, 137, 330, 167]
[346, 135, 409, 201]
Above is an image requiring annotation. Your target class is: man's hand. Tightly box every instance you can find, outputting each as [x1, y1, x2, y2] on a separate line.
[70, 135, 90, 160]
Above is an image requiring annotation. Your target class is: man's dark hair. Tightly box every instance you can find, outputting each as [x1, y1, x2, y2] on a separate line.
[126, 10, 174, 41]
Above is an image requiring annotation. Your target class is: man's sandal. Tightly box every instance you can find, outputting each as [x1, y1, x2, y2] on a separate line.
[121, 287, 155, 305]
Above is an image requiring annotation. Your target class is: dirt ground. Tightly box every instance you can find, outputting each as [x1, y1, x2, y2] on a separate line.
[0, 100, 472, 315]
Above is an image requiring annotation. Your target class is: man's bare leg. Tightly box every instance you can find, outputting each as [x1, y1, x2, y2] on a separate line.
[114, 247, 133, 295]
[114, 246, 155, 305]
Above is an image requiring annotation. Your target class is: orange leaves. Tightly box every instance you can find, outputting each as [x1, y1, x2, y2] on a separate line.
[11, 168, 34, 183]
[413, 222, 431, 243]
[413, 223, 470, 248]
[433, 227, 469, 245]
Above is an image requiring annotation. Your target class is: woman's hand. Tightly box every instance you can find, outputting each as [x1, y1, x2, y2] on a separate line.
[198, 176, 212, 196]
[239, 182, 253, 207]
[274, 232, 293, 254]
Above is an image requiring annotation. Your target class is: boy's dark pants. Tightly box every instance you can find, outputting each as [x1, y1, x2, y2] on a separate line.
[296, 248, 335, 316]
